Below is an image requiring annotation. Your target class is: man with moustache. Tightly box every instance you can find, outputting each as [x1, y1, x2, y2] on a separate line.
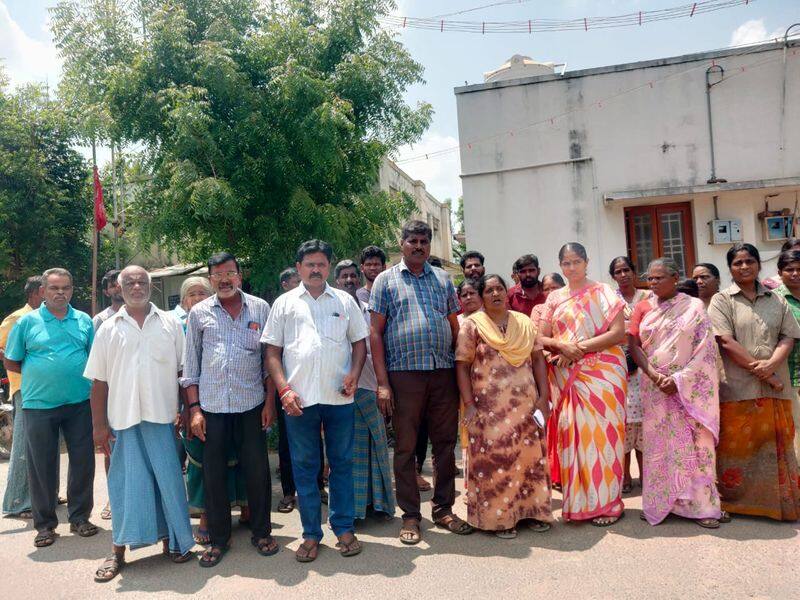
[459, 251, 486, 281]
[334, 260, 395, 522]
[506, 254, 546, 316]
[93, 269, 124, 330]
[265, 241, 368, 562]
[85, 266, 194, 582]
[182, 252, 277, 567]
[356, 246, 387, 305]
[3, 268, 97, 548]
[370, 220, 472, 545]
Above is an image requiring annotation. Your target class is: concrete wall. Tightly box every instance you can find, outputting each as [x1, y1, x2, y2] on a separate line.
[378, 159, 454, 261]
[455, 41, 800, 283]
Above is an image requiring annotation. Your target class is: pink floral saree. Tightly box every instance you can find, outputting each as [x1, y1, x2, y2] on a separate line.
[638, 293, 722, 525]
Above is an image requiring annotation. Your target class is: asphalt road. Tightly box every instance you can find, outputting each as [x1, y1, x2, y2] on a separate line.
[0, 452, 798, 599]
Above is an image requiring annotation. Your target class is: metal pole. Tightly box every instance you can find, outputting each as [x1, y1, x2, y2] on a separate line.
[111, 143, 120, 269]
[705, 65, 726, 184]
[91, 140, 98, 317]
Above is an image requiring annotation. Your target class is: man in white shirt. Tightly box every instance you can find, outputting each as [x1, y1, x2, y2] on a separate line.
[334, 260, 395, 522]
[84, 265, 194, 582]
[264, 240, 368, 563]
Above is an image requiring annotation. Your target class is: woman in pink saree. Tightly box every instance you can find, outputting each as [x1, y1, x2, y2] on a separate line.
[628, 259, 722, 528]
[539, 243, 628, 526]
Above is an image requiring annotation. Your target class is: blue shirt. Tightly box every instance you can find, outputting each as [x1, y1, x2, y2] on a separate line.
[4, 304, 94, 409]
[181, 291, 270, 413]
[370, 259, 459, 371]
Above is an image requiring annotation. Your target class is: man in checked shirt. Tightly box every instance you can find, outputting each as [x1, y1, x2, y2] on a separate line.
[182, 252, 277, 567]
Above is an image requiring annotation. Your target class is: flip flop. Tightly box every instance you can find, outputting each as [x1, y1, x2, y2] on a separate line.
[592, 512, 625, 527]
[194, 527, 211, 545]
[199, 544, 229, 568]
[251, 535, 280, 557]
[697, 518, 721, 529]
[94, 554, 124, 582]
[399, 520, 421, 545]
[277, 497, 296, 513]
[336, 534, 363, 557]
[527, 519, 551, 533]
[434, 514, 474, 535]
[495, 528, 517, 539]
[295, 540, 320, 563]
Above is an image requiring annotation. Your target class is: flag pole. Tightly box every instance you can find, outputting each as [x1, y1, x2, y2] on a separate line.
[91, 140, 98, 317]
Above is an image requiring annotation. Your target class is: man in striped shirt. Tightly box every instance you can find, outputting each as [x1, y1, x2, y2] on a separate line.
[182, 252, 277, 567]
[370, 220, 473, 545]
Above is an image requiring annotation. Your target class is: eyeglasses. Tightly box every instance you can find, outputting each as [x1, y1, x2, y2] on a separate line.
[209, 271, 240, 280]
[122, 280, 150, 289]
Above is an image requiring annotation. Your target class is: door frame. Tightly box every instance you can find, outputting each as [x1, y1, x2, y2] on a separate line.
[624, 201, 696, 283]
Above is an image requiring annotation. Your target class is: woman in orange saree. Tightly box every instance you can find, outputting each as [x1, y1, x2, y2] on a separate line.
[539, 243, 628, 526]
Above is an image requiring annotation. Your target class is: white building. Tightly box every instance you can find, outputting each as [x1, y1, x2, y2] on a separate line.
[455, 39, 800, 284]
[378, 158, 454, 264]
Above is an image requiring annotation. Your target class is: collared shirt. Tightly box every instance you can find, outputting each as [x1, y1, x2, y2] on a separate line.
[708, 282, 800, 402]
[263, 283, 368, 407]
[356, 286, 371, 305]
[370, 259, 459, 372]
[181, 291, 270, 414]
[84, 304, 184, 431]
[506, 284, 546, 317]
[0, 304, 33, 397]
[357, 299, 377, 391]
[92, 305, 119, 331]
[774, 284, 800, 387]
[4, 303, 94, 409]
[173, 304, 188, 331]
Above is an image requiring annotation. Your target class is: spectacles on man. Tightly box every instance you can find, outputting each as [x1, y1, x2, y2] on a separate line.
[209, 271, 240, 280]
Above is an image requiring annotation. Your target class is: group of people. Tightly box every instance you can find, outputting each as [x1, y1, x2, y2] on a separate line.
[2, 219, 800, 582]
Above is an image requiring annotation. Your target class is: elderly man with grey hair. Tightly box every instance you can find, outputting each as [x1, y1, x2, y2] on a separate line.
[85, 265, 194, 581]
[3, 268, 97, 548]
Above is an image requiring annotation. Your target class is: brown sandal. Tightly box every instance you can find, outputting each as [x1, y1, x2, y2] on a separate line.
[94, 554, 124, 582]
[295, 540, 320, 563]
[399, 519, 421, 545]
[434, 514, 474, 535]
[336, 533, 363, 557]
[33, 528, 58, 547]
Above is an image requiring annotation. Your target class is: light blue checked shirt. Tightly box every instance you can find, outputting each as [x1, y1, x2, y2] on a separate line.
[180, 291, 270, 413]
[370, 259, 459, 372]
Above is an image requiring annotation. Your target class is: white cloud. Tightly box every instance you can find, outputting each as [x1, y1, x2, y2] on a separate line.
[395, 131, 462, 202]
[0, 1, 60, 88]
[729, 18, 783, 47]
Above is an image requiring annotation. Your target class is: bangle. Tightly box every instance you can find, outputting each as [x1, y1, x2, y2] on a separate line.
[278, 385, 291, 397]
[188, 401, 200, 409]
[280, 389, 293, 401]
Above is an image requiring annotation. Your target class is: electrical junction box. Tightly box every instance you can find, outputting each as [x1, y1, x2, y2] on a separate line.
[710, 219, 743, 244]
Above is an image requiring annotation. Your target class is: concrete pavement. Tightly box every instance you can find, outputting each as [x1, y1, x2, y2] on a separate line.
[0, 452, 798, 599]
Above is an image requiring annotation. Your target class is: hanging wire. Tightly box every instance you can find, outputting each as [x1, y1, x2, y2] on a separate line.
[383, 0, 755, 34]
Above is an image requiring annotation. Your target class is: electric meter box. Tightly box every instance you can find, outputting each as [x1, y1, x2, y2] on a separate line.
[709, 219, 743, 244]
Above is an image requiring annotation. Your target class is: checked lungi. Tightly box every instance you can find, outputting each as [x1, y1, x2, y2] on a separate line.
[353, 388, 395, 519]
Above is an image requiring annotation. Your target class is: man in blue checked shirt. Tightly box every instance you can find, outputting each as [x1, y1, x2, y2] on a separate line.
[370, 220, 474, 545]
[182, 252, 277, 567]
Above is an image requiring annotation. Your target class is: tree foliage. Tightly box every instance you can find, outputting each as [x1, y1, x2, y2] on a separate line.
[0, 73, 92, 314]
[52, 0, 431, 292]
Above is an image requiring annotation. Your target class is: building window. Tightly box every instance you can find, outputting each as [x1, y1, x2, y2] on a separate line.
[624, 201, 695, 280]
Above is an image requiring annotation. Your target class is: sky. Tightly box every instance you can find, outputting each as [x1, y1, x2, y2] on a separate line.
[2, 0, 797, 203]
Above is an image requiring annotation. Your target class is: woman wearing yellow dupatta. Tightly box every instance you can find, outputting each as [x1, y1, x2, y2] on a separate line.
[539, 243, 628, 526]
[456, 275, 553, 539]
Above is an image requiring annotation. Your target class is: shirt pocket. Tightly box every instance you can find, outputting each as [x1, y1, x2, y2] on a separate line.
[239, 327, 263, 352]
[320, 313, 349, 342]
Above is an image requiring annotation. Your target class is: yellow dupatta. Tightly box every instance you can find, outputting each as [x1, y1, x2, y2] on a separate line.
[468, 310, 536, 367]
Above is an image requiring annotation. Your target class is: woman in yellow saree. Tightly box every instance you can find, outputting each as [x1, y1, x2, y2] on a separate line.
[539, 243, 628, 526]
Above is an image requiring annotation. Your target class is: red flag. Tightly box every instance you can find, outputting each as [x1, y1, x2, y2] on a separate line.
[93, 166, 108, 231]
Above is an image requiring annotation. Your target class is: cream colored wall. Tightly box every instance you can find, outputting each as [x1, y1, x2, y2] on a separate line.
[378, 159, 454, 261]
[456, 42, 800, 282]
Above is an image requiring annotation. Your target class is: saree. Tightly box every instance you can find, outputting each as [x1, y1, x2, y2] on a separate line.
[456, 317, 553, 530]
[717, 398, 800, 520]
[542, 283, 627, 520]
[637, 293, 721, 525]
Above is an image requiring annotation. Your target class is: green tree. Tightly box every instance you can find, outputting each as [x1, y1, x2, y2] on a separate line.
[54, 0, 431, 292]
[0, 72, 92, 314]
